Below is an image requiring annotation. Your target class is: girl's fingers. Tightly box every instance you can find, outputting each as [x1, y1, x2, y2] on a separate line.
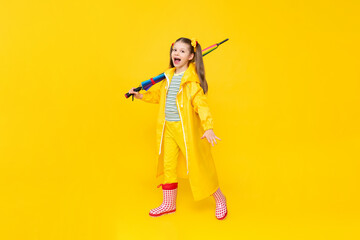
[129, 88, 137, 94]
[215, 136, 221, 140]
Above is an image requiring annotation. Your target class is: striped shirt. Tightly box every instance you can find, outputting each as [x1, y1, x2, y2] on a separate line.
[165, 71, 185, 121]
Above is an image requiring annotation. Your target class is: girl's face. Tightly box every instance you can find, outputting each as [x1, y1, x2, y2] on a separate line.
[171, 41, 194, 68]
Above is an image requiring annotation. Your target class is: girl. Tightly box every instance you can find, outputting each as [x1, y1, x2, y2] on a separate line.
[128, 37, 227, 220]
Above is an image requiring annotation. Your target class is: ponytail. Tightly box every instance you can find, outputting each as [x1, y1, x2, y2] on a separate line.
[193, 43, 208, 94]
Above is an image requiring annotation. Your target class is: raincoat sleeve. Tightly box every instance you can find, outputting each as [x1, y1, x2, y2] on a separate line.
[191, 82, 214, 132]
[139, 82, 162, 104]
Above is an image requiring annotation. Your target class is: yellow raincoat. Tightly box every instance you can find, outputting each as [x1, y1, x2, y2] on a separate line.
[139, 62, 219, 201]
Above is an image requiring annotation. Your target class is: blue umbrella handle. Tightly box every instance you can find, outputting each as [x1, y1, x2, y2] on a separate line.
[125, 86, 142, 101]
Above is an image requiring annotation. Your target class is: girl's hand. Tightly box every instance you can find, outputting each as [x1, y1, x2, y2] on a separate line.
[201, 129, 221, 146]
[128, 88, 143, 99]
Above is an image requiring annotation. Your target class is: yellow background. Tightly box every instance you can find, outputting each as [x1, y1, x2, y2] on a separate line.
[1, 0, 359, 239]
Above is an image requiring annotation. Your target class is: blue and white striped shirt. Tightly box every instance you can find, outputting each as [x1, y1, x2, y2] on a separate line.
[165, 71, 184, 121]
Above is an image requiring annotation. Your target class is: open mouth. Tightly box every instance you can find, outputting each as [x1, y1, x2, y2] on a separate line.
[173, 57, 181, 64]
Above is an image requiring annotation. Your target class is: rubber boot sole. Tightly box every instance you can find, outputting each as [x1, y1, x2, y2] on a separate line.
[149, 209, 176, 217]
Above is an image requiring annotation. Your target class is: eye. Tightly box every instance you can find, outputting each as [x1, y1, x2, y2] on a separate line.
[181, 50, 185, 53]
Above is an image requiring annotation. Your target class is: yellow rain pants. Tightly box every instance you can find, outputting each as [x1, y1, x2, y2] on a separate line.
[163, 120, 187, 183]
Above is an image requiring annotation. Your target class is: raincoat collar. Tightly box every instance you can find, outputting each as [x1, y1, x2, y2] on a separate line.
[164, 62, 200, 88]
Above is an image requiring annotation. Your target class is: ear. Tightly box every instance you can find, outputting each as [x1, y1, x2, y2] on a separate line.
[189, 53, 194, 61]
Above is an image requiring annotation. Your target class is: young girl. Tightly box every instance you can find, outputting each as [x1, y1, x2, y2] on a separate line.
[128, 37, 227, 220]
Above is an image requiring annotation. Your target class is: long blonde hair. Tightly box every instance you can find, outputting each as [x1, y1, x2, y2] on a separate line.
[169, 37, 208, 94]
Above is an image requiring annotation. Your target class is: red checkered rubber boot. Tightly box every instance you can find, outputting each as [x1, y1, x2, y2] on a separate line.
[149, 183, 178, 217]
[212, 188, 227, 220]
